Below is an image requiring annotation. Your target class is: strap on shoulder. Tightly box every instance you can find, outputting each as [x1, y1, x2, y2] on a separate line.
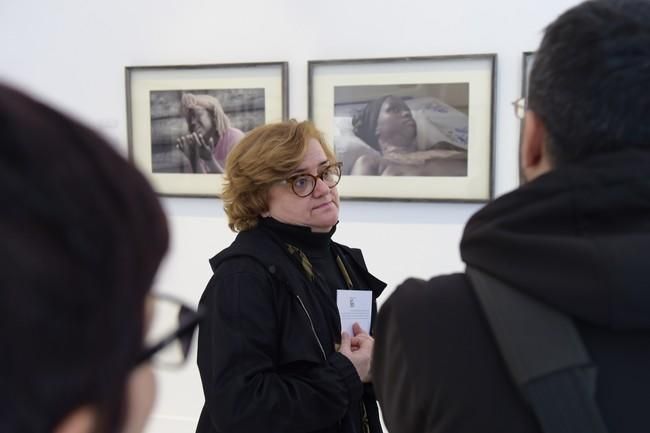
[466, 266, 608, 433]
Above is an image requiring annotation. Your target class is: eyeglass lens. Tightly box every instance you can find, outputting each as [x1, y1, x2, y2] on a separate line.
[291, 164, 341, 197]
[513, 98, 526, 120]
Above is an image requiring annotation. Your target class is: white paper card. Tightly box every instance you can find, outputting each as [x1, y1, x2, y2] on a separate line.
[336, 289, 372, 335]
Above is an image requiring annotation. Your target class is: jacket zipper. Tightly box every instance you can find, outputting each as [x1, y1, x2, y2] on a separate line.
[361, 400, 370, 433]
[296, 295, 327, 361]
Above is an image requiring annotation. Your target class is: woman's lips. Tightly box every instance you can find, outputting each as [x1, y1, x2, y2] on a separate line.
[313, 201, 333, 210]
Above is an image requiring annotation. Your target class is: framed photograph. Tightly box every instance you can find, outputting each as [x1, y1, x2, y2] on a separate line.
[309, 54, 496, 202]
[518, 52, 535, 183]
[126, 62, 288, 197]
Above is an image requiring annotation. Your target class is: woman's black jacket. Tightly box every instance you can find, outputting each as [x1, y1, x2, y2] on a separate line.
[195, 222, 386, 433]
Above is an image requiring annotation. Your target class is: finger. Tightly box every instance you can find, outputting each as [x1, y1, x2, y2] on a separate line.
[351, 335, 373, 346]
[340, 331, 351, 350]
[198, 134, 210, 150]
[350, 338, 370, 351]
[352, 322, 369, 336]
[353, 332, 373, 341]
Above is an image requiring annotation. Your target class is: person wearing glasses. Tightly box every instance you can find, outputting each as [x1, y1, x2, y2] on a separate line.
[0, 83, 201, 433]
[373, 1, 650, 432]
[195, 120, 386, 433]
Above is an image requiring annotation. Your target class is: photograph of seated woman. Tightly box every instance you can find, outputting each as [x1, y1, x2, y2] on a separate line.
[176, 92, 245, 173]
[351, 95, 468, 176]
[195, 120, 386, 433]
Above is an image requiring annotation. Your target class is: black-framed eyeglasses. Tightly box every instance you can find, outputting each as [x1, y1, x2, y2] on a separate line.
[512, 97, 527, 120]
[137, 294, 203, 368]
[283, 162, 342, 198]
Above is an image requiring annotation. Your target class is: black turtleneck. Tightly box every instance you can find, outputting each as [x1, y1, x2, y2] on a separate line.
[258, 217, 350, 347]
[258, 217, 348, 293]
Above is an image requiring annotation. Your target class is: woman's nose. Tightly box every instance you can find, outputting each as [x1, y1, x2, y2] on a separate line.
[312, 177, 330, 196]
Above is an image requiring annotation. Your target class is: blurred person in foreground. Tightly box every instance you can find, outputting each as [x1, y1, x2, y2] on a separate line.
[373, 1, 650, 432]
[0, 83, 200, 433]
[195, 120, 386, 433]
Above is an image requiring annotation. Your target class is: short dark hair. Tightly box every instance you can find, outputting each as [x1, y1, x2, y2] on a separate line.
[0, 84, 169, 432]
[528, 0, 650, 165]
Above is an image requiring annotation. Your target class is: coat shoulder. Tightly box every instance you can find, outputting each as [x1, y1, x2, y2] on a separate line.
[376, 271, 542, 433]
[384, 272, 473, 321]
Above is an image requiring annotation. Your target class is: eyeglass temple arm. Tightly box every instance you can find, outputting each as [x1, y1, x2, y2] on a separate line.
[136, 307, 205, 365]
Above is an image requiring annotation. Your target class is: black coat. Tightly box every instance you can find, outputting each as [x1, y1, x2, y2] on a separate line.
[196, 221, 386, 433]
[374, 149, 650, 433]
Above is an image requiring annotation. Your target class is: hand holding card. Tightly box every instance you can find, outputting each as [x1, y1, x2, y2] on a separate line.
[336, 289, 372, 336]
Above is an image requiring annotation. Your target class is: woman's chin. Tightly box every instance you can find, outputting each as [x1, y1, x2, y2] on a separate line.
[309, 213, 339, 232]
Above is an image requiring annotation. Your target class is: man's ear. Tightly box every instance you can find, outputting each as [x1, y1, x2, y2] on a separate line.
[521, 110, 553, 182]
[54, 406, 96, 433]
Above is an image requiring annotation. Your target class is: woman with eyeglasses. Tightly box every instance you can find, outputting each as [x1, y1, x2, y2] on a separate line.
[196, 120, 386, 433]
[0, 83, 201, 433]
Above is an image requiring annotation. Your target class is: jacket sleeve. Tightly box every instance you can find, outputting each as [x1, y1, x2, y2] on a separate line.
[197, 258, 363, 433]
[373, 279, 430, 433]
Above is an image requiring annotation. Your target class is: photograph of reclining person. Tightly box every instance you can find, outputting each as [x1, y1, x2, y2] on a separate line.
[150, 89, 264, 173]
[333, 83, 469, 176]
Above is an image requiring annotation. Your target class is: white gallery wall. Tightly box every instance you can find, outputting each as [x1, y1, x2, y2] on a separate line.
[0, 0, 581, 431]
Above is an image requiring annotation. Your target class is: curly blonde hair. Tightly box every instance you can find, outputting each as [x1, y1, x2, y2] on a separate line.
[222, 120, 336, 232]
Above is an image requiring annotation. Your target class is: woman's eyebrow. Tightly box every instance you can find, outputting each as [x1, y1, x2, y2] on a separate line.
[290, 160, 330, 176]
